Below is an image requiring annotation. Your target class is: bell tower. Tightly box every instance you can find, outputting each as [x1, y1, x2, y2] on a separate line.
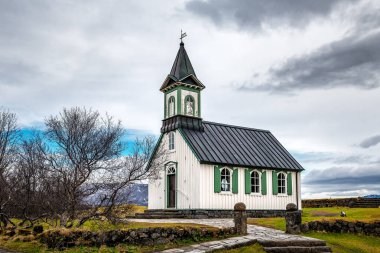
[160, 36, 205, 133]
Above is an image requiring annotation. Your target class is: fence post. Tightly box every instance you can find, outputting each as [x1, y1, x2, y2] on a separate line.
[233, 202, 247, 235]
[285, 203, 302, 234]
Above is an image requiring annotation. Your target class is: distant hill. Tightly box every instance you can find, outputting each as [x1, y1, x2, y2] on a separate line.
[126, 184, 148, 206]
[362, 194, 380, 199]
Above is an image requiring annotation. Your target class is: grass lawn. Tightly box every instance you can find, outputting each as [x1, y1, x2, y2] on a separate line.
[214, 243, 265, 253]
[248, 207, 380, 231]
[247, 207, 380, 253]
[305, 232, 380, 253]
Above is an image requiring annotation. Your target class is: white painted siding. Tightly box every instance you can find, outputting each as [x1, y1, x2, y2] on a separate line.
[199, 166, 300, 210]
[148, 130, 201, 209]
[148, 131, 302, 210]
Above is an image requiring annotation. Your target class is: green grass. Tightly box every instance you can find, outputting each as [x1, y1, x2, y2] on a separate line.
[305, 232, 380, 253]
[246, 207, 380, 253]
[214, 243, 265, 253]
[248, 207, 380, 231]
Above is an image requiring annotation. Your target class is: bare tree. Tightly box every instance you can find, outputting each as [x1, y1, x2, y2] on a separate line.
[0, 110, 19, 229]
[11, 135, 50, 227]
[77, 135, 167, 226]
[44, 107, 125, 227]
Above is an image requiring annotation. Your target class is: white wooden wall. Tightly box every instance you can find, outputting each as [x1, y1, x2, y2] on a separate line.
[148, 130, 201, 209]
[148, 131, 302, 210]
[199, 165, 301, 210]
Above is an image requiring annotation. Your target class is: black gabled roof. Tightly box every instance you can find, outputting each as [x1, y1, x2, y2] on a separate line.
[160, 42, 205, 91]
[179, 121, 304, 171]
[170, 42, 196, 80]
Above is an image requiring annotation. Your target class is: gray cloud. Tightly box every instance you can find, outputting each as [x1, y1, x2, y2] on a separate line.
[240, 31, 380, 93]
[302, 165, 380, 197]
[186, 0, 350, 31]
[359, 135, 380, 148]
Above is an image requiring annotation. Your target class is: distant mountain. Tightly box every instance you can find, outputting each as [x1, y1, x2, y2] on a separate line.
[362, 194, 380, 199]
[126, 184, 148, 206]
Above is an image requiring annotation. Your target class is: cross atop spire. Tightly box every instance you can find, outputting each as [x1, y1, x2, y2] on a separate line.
[180, 30, 187, 44]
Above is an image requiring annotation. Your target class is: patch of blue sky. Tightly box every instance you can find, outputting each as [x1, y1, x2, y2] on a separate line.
[20, 128, 158, 156]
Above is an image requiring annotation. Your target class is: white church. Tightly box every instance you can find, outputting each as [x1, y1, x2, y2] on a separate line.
[142, 40, 304, 218]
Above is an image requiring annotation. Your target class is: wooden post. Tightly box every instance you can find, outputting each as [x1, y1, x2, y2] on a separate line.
[233, 202, 247, 235]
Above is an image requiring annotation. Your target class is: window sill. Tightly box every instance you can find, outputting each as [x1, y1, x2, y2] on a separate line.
[250, 193, 262, 196]
[168, 150, 176, 153]
[277, 194, 288, 197]
[219, 191, 233, 195]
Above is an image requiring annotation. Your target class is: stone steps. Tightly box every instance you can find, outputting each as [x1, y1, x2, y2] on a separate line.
[263, 246, 331, 253]
[259, 238, 331, 253]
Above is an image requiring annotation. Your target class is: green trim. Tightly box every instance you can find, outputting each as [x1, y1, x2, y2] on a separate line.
[177, 88, 181, 115]
[184, 95, 195, 116]
[198, 91, 201, 117]
[164, 86, 201, 118]
[232, 168, 238, 194]
[145, 134, 164, 170]
[164, 92, 167, 118]
[168, 85, 200, 93]
[287, 172, 292, 195]
[177, 128, 201, 161]
[245, 168, 252, 194]
[272, 170, 278, 195]
[165, 162, 178, 209]
[214, 166, 221, 193]
[261, 171, 267, 195]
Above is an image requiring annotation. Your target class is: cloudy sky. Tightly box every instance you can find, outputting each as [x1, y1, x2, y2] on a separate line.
[1, 0, 380, 199]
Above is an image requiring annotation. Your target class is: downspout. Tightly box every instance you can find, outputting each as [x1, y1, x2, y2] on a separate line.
[296, 172, 299, 210]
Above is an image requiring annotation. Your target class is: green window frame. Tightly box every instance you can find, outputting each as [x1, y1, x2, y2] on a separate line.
[277, 172, 287, 194]
[214, 166, 238, 194]
[245, 169, 267, 195]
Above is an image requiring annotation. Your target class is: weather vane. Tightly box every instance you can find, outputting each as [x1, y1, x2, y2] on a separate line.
[180, 30, 187, 42]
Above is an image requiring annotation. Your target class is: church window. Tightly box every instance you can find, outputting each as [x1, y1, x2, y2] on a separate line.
[168, 132, 175, 150]
[220, 168, 231, 192]
[168, 96, 175, 117]
[251, 170, 260, 193]
[185, 95, 194, 116]
[167, 165, 176, 175]
[278, 172, 286, 194]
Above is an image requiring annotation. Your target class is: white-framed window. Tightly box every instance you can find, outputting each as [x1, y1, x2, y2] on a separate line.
[278, 172, 286, 194]
[168, 132, 175, 150]
[168, 96, 175, 117]
[185, 95, 194, 116]
[167, 165, 176, 175]
[251, 170, 260, 193]
[221, 167, 231, 192]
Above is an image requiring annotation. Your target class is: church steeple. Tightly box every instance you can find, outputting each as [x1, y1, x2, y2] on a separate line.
[160, 41, 205, 92]
[160, 37, 205, 133]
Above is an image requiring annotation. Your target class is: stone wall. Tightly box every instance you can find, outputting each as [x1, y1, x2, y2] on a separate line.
[302, 198, 357, 208]
[141, 209, 286, 218]
[38, 227, 236, 249]
[301, 220, 380, 237]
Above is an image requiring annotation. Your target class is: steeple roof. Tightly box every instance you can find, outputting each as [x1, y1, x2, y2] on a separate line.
[160, 42, 205, 92]
[170, 42, 196, 80]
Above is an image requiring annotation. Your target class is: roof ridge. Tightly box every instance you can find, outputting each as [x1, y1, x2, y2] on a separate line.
[202, 121, 270, 133]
